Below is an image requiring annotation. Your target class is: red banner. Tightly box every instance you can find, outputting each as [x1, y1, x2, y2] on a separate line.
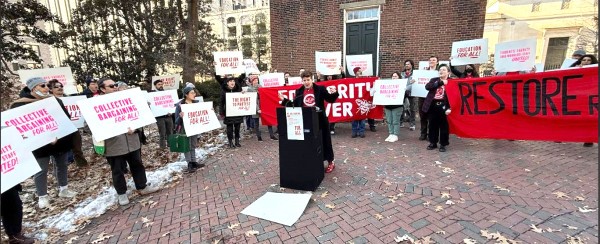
[258, 78, 384, 126]
[446, 67, 598, 142]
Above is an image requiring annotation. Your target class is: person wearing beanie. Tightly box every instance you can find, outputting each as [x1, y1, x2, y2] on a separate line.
[150, 79, 174, 152]
[174, 86, 206, 172]
[116, 81, 128, 91]
[219, 77, 244, 148]
[572, 50, 586, 60]
[82, 78, 99, 98]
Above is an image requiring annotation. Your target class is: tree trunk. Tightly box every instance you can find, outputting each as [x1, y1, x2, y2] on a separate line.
[183, 0, 198, 84]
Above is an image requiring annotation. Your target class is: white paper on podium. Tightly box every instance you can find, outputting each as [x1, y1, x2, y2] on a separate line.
[241, 192, 312, 226]
[285, 107, 304, 140]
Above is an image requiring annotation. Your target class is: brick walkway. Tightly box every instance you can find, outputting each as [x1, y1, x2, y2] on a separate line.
[61, 123, 598, 243]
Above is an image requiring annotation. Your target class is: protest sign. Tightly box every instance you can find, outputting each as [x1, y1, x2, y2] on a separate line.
[494, 39, 536, 72]
[18, 67, 78, 95]
[243, 59, 260, 75]
[1, 126, 41, 193]
[418, 61, 429, 70]
[147, 90, 178, 117]
[151, 75, 180, 90]
[259, 73, 285, 87]
[180, 102, 221, 136]
[451, 38, 489, 65]
[411, 70, 439, 98]
[315, 51, 342, 75]
[560, 58, 578, 69]
[285, 107, 304, 140]
[288, 77, 302, 85]
[372, 79, 407, 105]
[226, 92, 257, 117]
[214, 51, 244, 75]
[59, 95, 87, 128]
[346, 54, 373, 76]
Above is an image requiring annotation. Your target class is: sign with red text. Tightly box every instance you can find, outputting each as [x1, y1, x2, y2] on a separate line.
[226, 92, 257, 117]
[151, 75, 180, 90]
[288, 77, 302, 85]
[451, 38, 489, 65]
[146, 90, 178, 117]
[372, 79, 408, 105]
[315, 51, 342, 75]
[285, 107, 304, 140]
[243, 59, 260, 75]
[494, 39, 536, 72]
[411, 70, 439, 98]
[18, 67, 78, 95]
[214, 51, 244, 75]
[1, 126, 41, 193]
[180, 102, 221, 136]
[59, 95, 87, 128]
[77, 88, 157, 141]
[259, 73, 285, 87]
[1, 97, 77, 150]
[346, 54, 373, 76]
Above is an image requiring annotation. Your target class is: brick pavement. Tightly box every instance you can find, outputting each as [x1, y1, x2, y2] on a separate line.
[60, 123, 598, 243]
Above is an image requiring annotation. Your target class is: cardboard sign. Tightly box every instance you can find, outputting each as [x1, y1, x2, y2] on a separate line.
[1, 126, 41, 193]
[285, 107, 304, 140]
[147, 90, 178, 117]
[243, 59, 260, 75]
[151, 75, 180, 90]
[346, 54, 373, 76]
[259, 73, 285, 87]
[411, 70, 439, 98]
[372, 79, 408, 105]
[560, 58, 578, 69]
[214, 51, 244, 75]
[1, 97, 77, 150]
[494, 39, 537, 72]
[59, 95, 87, 128]
[18, 67, 78, 95]
[180, 102, 221, 136]
[77, 88, 157, 141]
[288, 77, 303, 85]
[451, 38, 489, 65]
[315, 51, 342, 75]
[225, 92, 257, 117]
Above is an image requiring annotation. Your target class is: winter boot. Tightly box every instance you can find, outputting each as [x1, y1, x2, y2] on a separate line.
[235, 138, 241, 147]
[228, 139, 235, 148]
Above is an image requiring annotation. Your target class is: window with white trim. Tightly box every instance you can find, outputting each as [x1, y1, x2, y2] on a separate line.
[347, 8, 378, 22]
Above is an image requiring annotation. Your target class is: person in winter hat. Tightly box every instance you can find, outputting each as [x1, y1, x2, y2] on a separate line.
[174, 86, 206, 172]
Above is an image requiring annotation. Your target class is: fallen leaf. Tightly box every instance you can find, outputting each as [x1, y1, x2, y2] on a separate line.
[435, 161, 442, 165]
[395, 234, 414, 243]
[200, 202, 206, 205]
[530, 224, 544, 233]
[445, 200, 455, 205]
[144, 222, 154, 228]
[242, 171, 247, 175]
[441, 192, 451, 199]
[325, 204, 335, 209]
[127, 235, 133, 240]
[564, 224, 578, 230]
[344, 157, 349, 163]
[552, 191, 569, 199]
[374, 214, 384, 220]
[162, 232, 170, 237]
[245, 230, 260, 237]
[416, 236, 434, 244]
[91, 232, 113, 244]
[213, 239, 221, 244]
[228, 223, 240, 229]
[434, 205, 444, 212]
[578, 206, 597, 213]
[417, 173, 426, 178]
[65, 236, 79, 244]
[203, 186, 209, 190]
[494, 185, 510, 193]
[141, 216, 150, 223]
[435, 230, 446, 235]
[566, 236, 585, 244]
[383, 180, 392, 186]
[545, 228, 561, 233]
[423, 201, 431, 207]
[463, 238, 477, 244]
[574, 196, 585, 201]
[480, 230, 494, 239]
[465, 181, 475, 186]
[320, 191, 329, 198]
[524, 169, 531, 172]
[333, 177, 338, 183]
[442, 167, 455, 174]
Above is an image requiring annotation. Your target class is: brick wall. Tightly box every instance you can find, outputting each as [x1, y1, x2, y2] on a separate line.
[270, 0, 486, 77]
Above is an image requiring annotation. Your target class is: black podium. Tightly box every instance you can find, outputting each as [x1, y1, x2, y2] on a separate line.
[277, 107, 324, 191]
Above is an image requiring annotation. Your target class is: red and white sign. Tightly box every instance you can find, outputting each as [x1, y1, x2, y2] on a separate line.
[180, 102, 221, 136]
[259, 73, 285, 87]
[77, 88, 156, 141]
[59, 95, 87, 128]
[285, 107, 304, 140]
[1, 97, 78, 150]
[151, 75, 180, 90]
[451, 38, 489, 65]
[1, 126, 41, 193]
[146, 90, 178, 117]
[225, 92, 257, 117]
[411, 70, 439, 98]
[288, 77, 302, 85]
[18, 67, 78, 95]
[372, 79, 408, 105]
[315, 51, 342, 75]
[346, 54, 373, 76]
[243, 59, 260, 75]
[214, 51, 244, 75]
[494, 38, 537, 72]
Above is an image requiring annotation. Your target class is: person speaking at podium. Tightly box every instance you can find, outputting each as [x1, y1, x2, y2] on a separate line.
[279, 71, 339, 173]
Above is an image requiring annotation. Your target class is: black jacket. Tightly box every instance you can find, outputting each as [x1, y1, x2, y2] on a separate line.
[450, 63, 479, 78]
[422, 77, 451, 113]
[215, 72, 247, 88]
[219, 81, 244, 124]
[281, 83, 339, 127]
[81, 88, 99, 98]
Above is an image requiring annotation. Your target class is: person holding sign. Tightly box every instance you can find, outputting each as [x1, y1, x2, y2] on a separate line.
[449, 60, 479, 79]
[279, 71, 339, 173]
[401, 60, 417, 131]
[151, 80, 174, 150]
[1, 185, 36, 244]
[10, 77, 78, 209]
[382, 72, 406, 143]
[570, 54, 597, 148]
[246, 76, 278, 141]
[418, 56, 440, 141]
[422, 65, 452, 152]
[174, 87, 206, 172]
[220, 78, 244, 148]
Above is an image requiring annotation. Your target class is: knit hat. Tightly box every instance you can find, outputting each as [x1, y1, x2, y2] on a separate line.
[116, 81, 128, 88]
[26, 77, 46, 90]
[185, 82, 195, 88]
[572, 50, 586, 57]
[353, 67, 361, 74]
[183, 86, 194, 95]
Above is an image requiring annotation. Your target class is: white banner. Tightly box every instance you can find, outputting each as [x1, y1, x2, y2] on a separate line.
[494, 38, 537, 72]
[372, 79, 407, 105]
[346, 54, 373, 76]
[77, 88, 157, 141]
[180, 102, 221, 136]
[146, 90, 178, 117]
[1, 97, 77, 151]
[151, 75, 180, 91]
[18, 67, 78, 95]
[411, 70, 439, 98]
[285, 107, 304, 141]
[225, 92, 257, 117]
[59, 95, 87, 128]
[288, 77, 303, 85]
[1, 126, 41, 193]
[315, 51, 342, 75]
[259, 73, 285, 87]
[243, 59, 260, 75]
[214, 51, 244, 75]
[450, 38, 489, 65]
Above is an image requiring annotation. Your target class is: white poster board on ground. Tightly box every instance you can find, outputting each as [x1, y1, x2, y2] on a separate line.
[560, 58, 578, 69]
[372, 79, 408, 105]
[18, 67, 78, 95]
[146, 90, 179, 117]
[77, 88, 157, 141]
[241, 192, 312, 226]
[451, 38, 489, 65]
[288, 77, 302, 85]
[494, 38, 536, 72]
[214, 51, 244, 75]
[151, 75, 181, 91]
[1, 126, 41, 193]
[411, 70, 438, 98]
[243, 59, 260, 75]
[1, 97, 77, 150]
[285, 107, 304, 140]
[346, 54, 373, 76]
[225, 92, 257, 117]
[259, 73, 285, 87]
[180, 102, 221, 137]
[59, 95, 87, 128]
[315, 51, 342, 75]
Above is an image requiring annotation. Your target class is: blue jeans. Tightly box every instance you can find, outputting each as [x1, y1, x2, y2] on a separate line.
[245, 116, 254, 130]
[351, 120, 365, 135]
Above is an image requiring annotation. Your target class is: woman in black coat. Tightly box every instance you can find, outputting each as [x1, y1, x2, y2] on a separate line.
[422, 65, 452, 152]
[220, 78, 244, 148]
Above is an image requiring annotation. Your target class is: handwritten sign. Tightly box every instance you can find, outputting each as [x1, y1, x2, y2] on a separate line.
[151, 74, 180, 90]
[372, 79, 407, 105]
[243, 59, 260, 75]
[77, 88, 156, 141]
[494, 38, 536, 72]
[1, 126, 41, 193]
[346, 54, 373, 76]
[180, 102, 221, 136]
[146, 90, 178, 117]
[411, 70, 439, 98]
[288, 77, 303, 85]
[315, 51, 342, 75]
[18, 67, 78, 95]
[451, 38, 489, 65]
[559, 58, 578, 70]
[59, 95, 87, 128]
[259, 73, 285, 87]
[214, 51, 244, 75]
[285, 107, 304, 140]
[226, 92, 257, 117]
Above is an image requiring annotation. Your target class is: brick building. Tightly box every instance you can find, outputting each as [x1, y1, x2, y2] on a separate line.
[270, 0, 486, 77]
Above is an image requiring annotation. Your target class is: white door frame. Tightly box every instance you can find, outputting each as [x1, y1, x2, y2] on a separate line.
[342, 6, 382, 76]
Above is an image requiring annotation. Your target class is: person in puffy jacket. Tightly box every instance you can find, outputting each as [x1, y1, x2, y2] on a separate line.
[219, 77, 244, 148]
